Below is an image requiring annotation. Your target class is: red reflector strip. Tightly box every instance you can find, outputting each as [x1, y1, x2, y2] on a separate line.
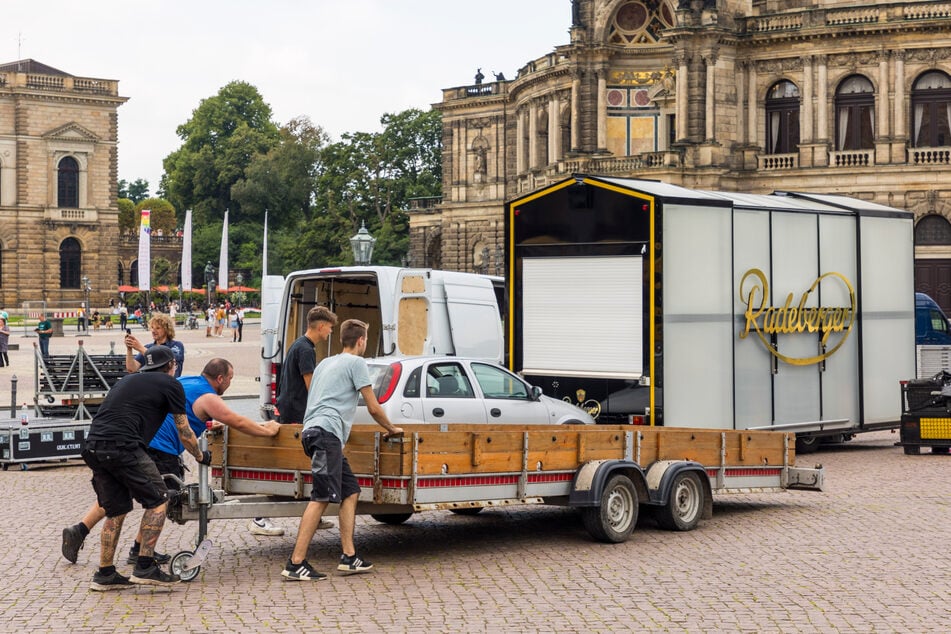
[706, 468, 782, 478]
[228, 469, 295, 482]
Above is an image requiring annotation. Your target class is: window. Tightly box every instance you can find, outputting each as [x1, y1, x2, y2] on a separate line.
[835, 75, 875, 150]
[425, 363, 474, 398]
[117, 261, 124, 285]
[608, 1, 676, 46]
[402, 367, 422, 398]
[57, 156, 79, 208]
[766, 80, 800, 154]
[59, 237, 81, 289]
[912, 71, 951, 148]
[915, 214, 951, 245]
[471, 363, 530, 400]
[130, 259, 138, 287]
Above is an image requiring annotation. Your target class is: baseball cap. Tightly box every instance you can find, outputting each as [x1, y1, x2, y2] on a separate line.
[139, 344, 175, 372]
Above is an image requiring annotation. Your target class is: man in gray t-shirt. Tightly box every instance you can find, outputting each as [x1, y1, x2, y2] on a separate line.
[282, 319, 403, 582]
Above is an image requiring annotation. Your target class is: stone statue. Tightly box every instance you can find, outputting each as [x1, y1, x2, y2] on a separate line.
[493, 71, 506, 81]
[204, 261, 216, 286]
[474, 68, 484, 85]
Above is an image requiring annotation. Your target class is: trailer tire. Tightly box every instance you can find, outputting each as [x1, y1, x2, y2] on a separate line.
[580, 473, 638, 543]
[655, 471, 704, 531]
[795, 434, 821, 454]
[371, 513, 413, 525]
[903, 445, 921, 455]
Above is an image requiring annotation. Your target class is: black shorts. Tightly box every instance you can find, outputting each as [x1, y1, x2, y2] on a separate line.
[301, 427, 360, 504]
[82, 441, 168, 517]
[146, 447, 185, 491]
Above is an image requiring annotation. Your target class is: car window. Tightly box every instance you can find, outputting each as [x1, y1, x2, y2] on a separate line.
[403, 366, 422, 398]
[425, 363, 474, 398]
[471, 363, 529, 400]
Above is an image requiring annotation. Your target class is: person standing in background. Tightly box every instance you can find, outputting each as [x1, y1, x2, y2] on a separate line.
[0, 317, 10, 367]
[35, 313, 53, 357]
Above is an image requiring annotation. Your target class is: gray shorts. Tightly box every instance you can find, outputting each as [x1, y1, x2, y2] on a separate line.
[300, 427, 360, 503]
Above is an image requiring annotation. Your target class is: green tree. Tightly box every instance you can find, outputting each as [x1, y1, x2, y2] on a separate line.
[117, 198, 135, 234]
[231, 116, 329, 230]
[161, 81, 280, 226]
[134, 198, 177, 236]
[119, 178, 151, 203]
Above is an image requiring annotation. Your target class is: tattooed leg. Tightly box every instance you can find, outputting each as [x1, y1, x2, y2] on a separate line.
[100, 514, 127, 568]
[138, 503, 167, 557]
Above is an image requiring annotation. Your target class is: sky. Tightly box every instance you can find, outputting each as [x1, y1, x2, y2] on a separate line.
[3, 1, 572, 192]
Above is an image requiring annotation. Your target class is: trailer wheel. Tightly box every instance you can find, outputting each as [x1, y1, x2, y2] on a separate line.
[903, 445, 921, 455]
[581, 473, 638, 543]
[655, 471, 704, 531]
[169, 551, 201, 582]
[371, 513, 413, 525]
[795, 434, 821, 454]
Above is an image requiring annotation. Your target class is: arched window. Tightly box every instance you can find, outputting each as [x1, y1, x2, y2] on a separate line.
[912, 71, 951, 148]
[766, 80, 800, 154]
[57, 156, 79, 208]
[117, 261, 124, 285]
[130, 259, 138, 287]
[608, 1, 676, 46]
[915, 214, 951, 245]
[59, 237, 81, 288]
[835, 75, 875, 150]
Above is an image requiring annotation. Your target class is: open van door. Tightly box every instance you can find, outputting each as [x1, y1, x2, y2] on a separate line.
[259, 274, 285, 418]
[394, 269, 433, 356]
[443, 273, 504, 363]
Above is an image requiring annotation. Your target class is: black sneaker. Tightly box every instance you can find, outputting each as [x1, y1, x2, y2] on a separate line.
[62, 525, 85, 564]
[126, 548, 171, 565]
[338, 553, 373, 574]
[130, 564, 180, 587]
[281, 558, 327, 581]
[90, 570, 132, 592]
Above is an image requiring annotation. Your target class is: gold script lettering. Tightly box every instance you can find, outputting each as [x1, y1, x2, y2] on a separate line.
[738, 268, 856, 366]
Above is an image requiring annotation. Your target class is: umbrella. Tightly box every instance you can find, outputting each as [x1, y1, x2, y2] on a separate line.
[226, 285, 259, 292]
[117, 285, 139, 293]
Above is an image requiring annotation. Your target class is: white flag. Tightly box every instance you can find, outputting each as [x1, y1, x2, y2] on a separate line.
[181, 209, 193, 291]
[263, 209, 269, 278]
[218, 209, 229, 291]
[137, 209, 151, 291]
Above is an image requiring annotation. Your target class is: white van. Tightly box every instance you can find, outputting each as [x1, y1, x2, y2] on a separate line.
[259, 266, 504, 419]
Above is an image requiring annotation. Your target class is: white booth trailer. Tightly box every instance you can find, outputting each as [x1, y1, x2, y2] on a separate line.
[504, 175, 915, 451]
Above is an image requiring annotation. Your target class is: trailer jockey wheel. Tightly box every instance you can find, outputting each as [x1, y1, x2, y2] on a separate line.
[169, 550, 201, 582]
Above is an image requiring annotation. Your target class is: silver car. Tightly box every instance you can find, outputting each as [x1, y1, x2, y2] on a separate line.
[355, 356, 595, 425]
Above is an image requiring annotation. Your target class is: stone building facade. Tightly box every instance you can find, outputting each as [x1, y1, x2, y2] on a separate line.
[0, 59, 127, 310]
[413, 0, 951, 311]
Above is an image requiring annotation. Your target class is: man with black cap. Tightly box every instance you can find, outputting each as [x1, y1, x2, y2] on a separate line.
[80, 344, 207, 591]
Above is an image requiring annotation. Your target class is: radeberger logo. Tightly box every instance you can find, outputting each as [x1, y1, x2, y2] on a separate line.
[738, 268, 856, 366]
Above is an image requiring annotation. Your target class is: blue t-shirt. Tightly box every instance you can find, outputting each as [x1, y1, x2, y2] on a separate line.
[302, 353, 371, 444]
[135, 339, 185, 377]
[149, 375, 217, 455]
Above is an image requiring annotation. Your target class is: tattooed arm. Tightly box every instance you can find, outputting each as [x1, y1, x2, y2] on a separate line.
[173, 413, 202, 461]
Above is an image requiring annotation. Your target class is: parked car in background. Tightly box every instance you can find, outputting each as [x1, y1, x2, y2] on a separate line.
[354, 356, 595, 425]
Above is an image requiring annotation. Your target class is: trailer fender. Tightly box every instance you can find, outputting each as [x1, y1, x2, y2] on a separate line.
[644, 460, 713, 521]
[568, 459, 648, 508]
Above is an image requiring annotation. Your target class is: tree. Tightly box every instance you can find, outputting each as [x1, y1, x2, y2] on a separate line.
[134, 198, 177, 236]
[119, 178, 150, 203]
[162, 81, 280, 226]
[231, 116, 329, 230]
[117, 198, 135, 234]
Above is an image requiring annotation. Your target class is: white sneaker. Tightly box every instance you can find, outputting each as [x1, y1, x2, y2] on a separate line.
[249, 518, 285, 536]
[317, 519, 335, 530]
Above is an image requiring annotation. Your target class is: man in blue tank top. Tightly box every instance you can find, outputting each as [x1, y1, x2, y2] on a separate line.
[62, 358, 282, 568]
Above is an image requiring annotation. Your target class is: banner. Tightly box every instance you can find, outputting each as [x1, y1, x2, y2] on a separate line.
[181, 209, 193, 291]
[263, 209, 269, 277]
[218, 209, 229, 292]
[137, 209, 151, 291]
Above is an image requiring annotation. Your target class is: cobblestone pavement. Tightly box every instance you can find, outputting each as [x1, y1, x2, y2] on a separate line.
[0, 428, 948, 633]
[2, 327, 950, 632]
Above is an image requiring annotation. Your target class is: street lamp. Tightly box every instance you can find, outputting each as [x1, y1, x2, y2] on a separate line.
[350, 220, 376, 266]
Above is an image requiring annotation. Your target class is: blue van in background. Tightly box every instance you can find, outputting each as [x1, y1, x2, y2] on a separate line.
[915, 293, 951, 345]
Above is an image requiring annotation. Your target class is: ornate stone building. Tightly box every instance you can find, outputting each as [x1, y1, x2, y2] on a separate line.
[0, 59, 127, 309]
[413, 0, 951, 311]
